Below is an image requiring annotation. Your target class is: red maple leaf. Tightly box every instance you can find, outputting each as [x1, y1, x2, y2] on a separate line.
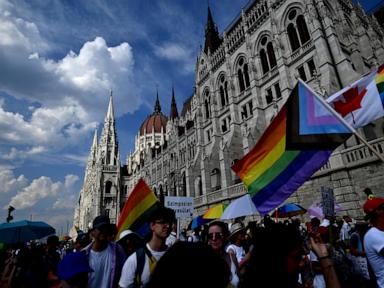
[333, 86, 367, 117]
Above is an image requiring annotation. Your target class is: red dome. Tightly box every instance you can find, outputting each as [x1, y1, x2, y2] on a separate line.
[140, 113, 168, 135]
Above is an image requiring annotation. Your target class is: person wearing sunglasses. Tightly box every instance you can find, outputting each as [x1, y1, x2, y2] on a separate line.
[119, 206, 176, 288]
[206, 221, 239, 287]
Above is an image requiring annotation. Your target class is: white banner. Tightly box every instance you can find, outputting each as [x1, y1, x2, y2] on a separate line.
[164, 196, 194, 219]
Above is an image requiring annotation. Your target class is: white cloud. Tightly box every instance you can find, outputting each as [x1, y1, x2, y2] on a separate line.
[0, 169, 28, 194]
[9, 176, 62, 209]
[0, 169, 79, 233]
[56, 37, 134, 94]
[64, 174, 79, 190]
[1, 146, 45, 160]
[153, 42, 195, 74]
[0, 5, 141, 165]
[0, 4, 48, 52]
[62, 153, 88, 166]
[154, 42, 189, 61]
[53, 195, 77, 210]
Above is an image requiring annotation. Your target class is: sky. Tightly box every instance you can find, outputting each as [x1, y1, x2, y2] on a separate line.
[0, 0, 382, 235]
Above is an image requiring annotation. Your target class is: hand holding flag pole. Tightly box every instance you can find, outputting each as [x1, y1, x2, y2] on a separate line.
[301, 80, 384, 163]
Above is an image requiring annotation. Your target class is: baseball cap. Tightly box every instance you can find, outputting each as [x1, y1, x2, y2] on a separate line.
[92, 215, 111, 229]
[363, 197, 384, 214]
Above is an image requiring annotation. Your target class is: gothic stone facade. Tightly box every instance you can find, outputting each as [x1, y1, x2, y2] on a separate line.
[74, 0, 384, 231]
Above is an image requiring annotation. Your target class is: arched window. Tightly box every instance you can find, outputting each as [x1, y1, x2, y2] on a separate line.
[244, 64, 250, 87]
[219, 74, 229, 107]
[105, 181, 112, 194]
[288, 23, 300, 51]
[259, 36, 277, 74]
[204, 89, 211, 119]
[267, 43, 277, 68]
[237, 57, 250, 92]
[297, 15, 310, 44]
[286, 9, 310, 51]
[260, 49, 269, 74]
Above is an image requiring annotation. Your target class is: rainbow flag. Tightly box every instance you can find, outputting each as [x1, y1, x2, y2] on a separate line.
[116, 178, 160, 239]
[327, 64, 384, 128]
[232, 80, 351, 215]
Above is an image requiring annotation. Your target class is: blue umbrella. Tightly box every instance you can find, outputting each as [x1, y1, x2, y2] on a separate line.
[276, 203, 307, 218]
[0, 220, 56, 244]
[188, 215, 210, 230]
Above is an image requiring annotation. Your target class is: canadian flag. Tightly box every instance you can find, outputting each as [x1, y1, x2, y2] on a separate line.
[326, 65, 384, 128]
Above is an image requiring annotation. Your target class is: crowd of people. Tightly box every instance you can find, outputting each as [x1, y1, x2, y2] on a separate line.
[0, 195, 383, 288]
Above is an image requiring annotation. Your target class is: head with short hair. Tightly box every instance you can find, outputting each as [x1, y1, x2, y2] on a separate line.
[148, 206, 176, 241]
[148, 206, 176, 224]
[91, 215, 116, 244]
[363, 187, 373, 196]
[47, 235, 59, 247]
[310, 217, 320, 228]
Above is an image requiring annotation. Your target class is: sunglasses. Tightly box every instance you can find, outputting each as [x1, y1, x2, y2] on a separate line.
[207, 232, 224, 240]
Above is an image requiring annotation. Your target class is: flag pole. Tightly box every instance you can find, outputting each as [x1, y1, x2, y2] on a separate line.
[299, 79, 384, 163]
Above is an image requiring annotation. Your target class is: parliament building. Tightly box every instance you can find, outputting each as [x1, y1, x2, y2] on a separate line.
[74, 0, 384, 230]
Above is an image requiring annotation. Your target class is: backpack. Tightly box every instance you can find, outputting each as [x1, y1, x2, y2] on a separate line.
[128, 246, 156, 288]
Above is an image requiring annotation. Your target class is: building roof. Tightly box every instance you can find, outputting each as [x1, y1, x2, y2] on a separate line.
[139, 113, 168, 135]
[139, 92, 168, 135]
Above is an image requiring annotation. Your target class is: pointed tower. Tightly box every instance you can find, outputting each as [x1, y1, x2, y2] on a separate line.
[204, 6, 222, 54]
[94, 90, 121, 224]
[154, 90, 161, 114]
[98, 91, 119, 166]
[169, 86, 179, 120]
[86, 127, 98, 172]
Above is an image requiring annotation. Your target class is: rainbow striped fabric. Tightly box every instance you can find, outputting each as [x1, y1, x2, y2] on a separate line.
[116, 178, 160, 239]
[232, 81, 351, 215]
[327, 64, 384, 128]
[376, 64, 384, 105]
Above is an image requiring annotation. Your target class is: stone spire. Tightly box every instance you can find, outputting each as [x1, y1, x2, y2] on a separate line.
[204, 6, 222, 54]
[169, 86, 179, 120]
[106, 90, 114, 120]
[84, 126, 98, 182]
[91, 127, 98, 152]
[154, 90, 162, 114]
[99, 91, 119, 166]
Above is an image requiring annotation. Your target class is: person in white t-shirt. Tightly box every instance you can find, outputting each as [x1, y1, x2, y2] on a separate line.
[363, 197, 384, 288]
[119, 206, 176, 288]
[83, 215, 126, 288]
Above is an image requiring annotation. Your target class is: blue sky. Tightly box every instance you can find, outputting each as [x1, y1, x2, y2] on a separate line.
[0, 0, 382, 234]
